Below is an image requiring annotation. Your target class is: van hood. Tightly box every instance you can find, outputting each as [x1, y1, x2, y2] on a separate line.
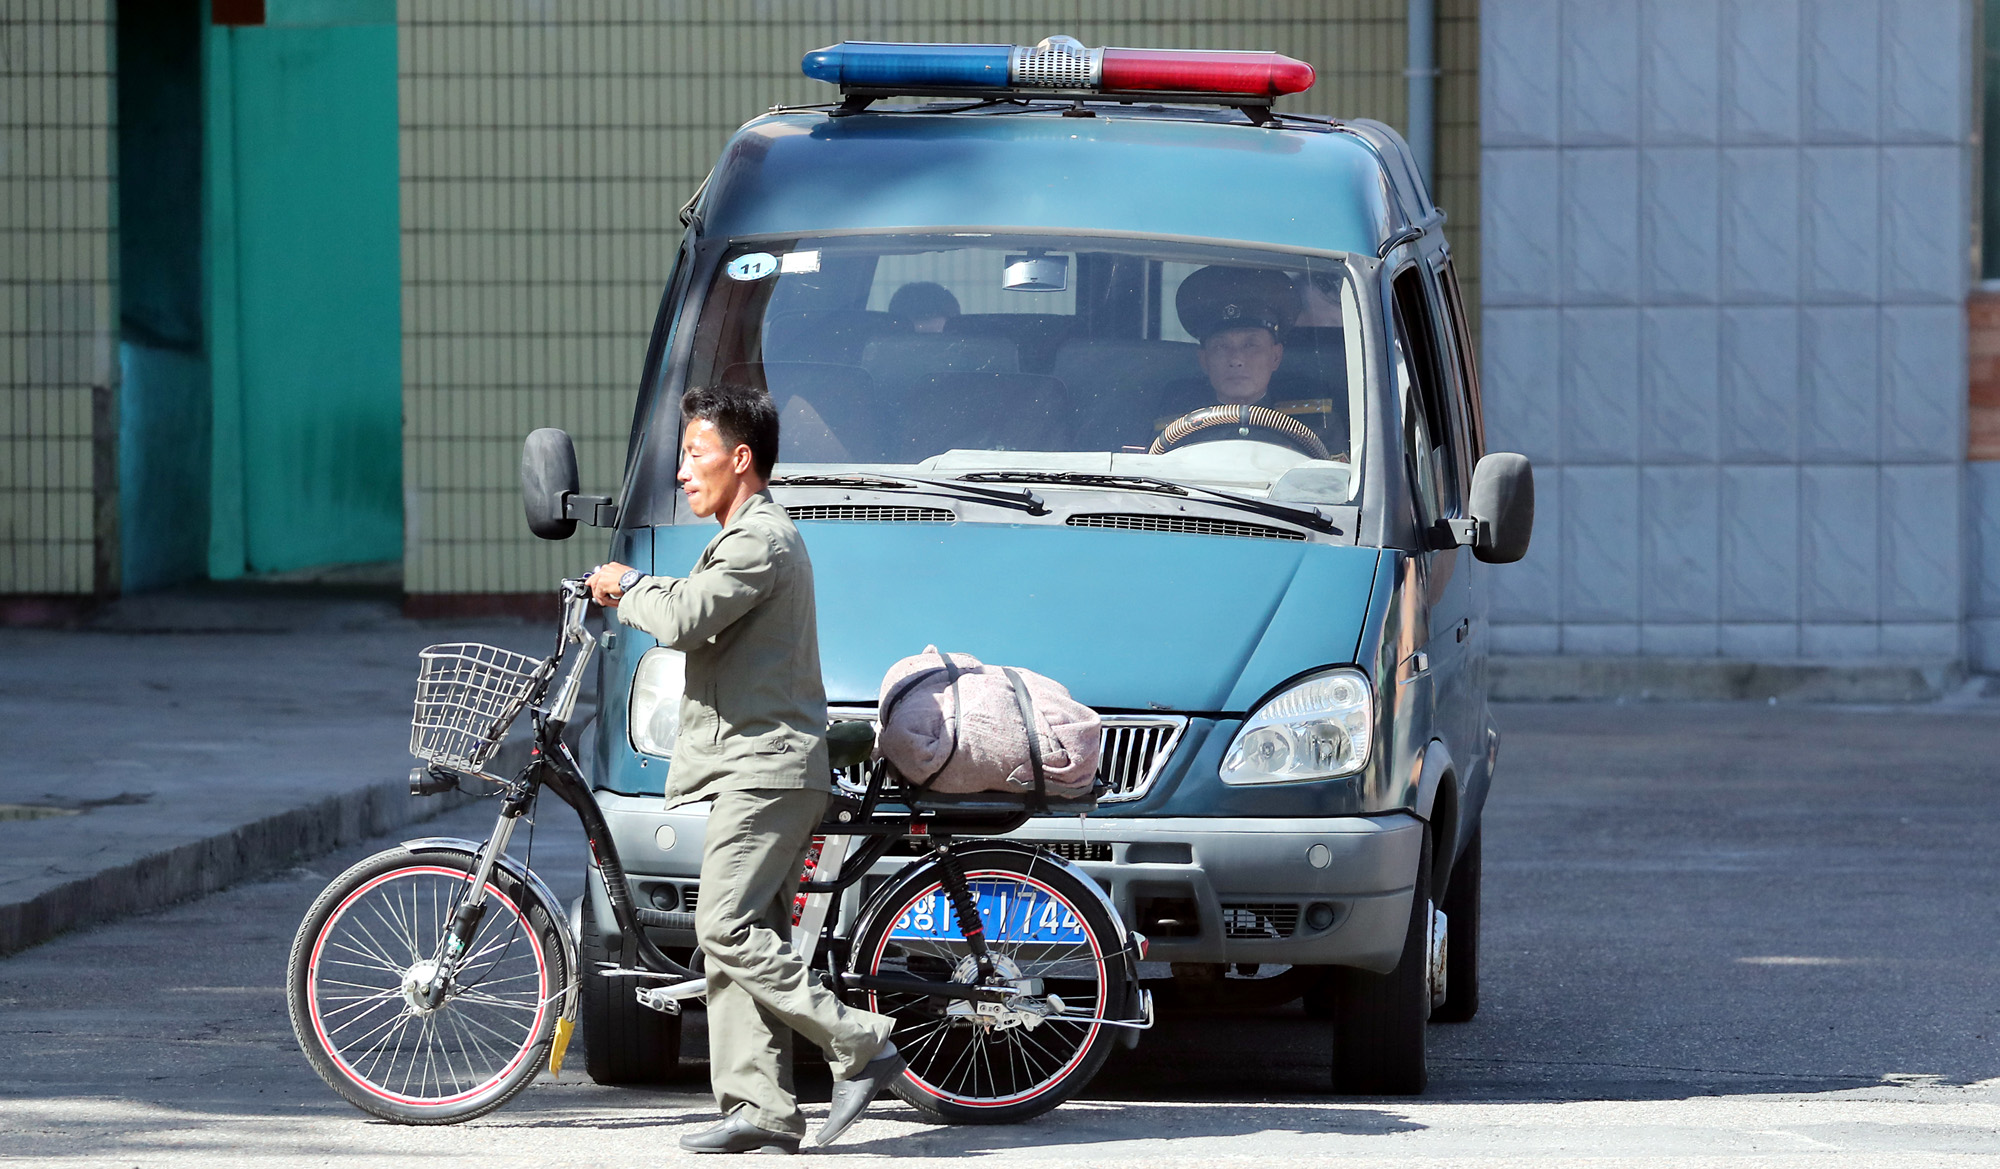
[654, 522, 1380, 713]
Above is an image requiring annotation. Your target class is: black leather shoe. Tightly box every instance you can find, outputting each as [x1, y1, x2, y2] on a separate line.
[679, 1112, 800, 1155]
[813, 1050, 907, 1147]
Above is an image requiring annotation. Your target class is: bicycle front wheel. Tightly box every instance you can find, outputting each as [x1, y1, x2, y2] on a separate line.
[285, 847, 568, 1124]
[852, 843, 1129, 1124]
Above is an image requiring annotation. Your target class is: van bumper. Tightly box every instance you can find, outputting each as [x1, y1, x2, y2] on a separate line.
[593, 792, 1423, 976]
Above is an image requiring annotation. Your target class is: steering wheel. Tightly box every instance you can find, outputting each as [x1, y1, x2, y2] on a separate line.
[1147, 404, 1331, 460]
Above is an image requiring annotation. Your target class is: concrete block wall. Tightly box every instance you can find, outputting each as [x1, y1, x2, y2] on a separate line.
[1480, 0, 1978, 666]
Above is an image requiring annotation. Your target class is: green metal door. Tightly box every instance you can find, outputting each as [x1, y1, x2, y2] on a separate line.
[207, 13, 400, 576]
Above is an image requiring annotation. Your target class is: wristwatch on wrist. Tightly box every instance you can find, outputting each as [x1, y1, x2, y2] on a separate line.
[616, 569, 644, 597]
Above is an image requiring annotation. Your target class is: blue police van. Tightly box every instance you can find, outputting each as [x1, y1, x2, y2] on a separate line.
[524, 37, 1534, 1095]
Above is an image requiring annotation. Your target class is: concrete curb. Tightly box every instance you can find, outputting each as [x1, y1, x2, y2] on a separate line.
[1491, 655, 1970, 703]
[0, 778, 476, 959]
[0, 705, 593, 959]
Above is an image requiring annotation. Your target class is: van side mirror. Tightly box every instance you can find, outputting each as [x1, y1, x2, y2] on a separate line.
[1449, 453, 1535, 564]
[520, 428, 619, 541]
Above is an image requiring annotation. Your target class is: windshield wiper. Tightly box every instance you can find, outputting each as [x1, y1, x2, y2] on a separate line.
[768, 473, 1048, 516]
[957, 470, 1341, 534]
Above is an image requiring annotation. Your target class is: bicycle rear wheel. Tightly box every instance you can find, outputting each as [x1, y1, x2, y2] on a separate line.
[286, 847, 567, 1124]
[851, 843, 1128, 1124]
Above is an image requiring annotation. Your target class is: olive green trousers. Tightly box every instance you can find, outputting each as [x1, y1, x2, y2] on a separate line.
[694, 787, 895, 1136]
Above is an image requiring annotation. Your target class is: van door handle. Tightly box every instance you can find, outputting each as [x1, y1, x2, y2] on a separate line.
[1455, 617, 1470, 643]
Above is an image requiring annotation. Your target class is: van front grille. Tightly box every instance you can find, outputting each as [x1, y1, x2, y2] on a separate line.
[787, 504, 954, 523]
[1039, 841, 1112, 863]
[1096, 717, 1187, 803]
[1221, 903, 1299, 939]
[1066, 513, 1306, 541]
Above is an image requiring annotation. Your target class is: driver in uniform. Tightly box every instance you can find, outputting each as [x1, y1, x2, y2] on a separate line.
[1152, 266, 1345, 456]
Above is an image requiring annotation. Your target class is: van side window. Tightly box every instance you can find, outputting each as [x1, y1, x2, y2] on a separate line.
[1390, 267, 1461, 531]
[1433, 259, 1483, 461]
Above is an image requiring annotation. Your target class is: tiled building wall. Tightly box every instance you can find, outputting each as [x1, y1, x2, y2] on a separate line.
[1, 2, 118, 597]
[1480, 0, 1977, 665]
[398, 0, 1476, 598]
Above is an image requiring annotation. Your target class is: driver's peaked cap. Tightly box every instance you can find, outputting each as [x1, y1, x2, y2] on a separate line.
[1176, 265, 1299, 344]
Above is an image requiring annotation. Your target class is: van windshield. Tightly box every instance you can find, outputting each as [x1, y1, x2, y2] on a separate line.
[678, 233, 1365, 504]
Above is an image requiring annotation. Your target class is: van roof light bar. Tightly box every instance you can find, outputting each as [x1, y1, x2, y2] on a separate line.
[801, 36, 1315, 119]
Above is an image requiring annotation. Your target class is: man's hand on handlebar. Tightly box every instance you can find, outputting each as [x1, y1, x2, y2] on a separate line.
[586, 562, 637, 607]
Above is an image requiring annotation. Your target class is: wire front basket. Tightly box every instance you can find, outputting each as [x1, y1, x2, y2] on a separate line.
[410, 643, 551, 774]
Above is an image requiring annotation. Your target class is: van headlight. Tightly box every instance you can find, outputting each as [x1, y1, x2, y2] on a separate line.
[628, 647, 687, 758]
[1219, 669, 1372, 784]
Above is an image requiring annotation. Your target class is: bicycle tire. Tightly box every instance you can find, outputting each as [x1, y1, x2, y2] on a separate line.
[286, 847, 568, 1124]
[850, 843, 1128, 1124]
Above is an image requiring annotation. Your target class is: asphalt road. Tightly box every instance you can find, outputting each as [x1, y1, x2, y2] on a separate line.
[3, 698, 1998, 1166]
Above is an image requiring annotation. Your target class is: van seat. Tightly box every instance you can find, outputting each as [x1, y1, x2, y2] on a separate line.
[897, 372, 1071, 460]
[724, 361, 895, 463]
[1050, 338, 1200, 450]
[763, 310, 902, 365]
[860, 336, 1019, 399]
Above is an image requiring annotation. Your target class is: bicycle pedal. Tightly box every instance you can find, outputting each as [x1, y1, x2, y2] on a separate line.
[634, 987, 683, 1015]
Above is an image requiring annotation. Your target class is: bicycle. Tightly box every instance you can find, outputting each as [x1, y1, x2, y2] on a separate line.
[286, 576, 1154, 1125]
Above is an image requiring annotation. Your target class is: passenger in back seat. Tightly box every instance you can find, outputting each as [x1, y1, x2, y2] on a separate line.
[887, 281, 960, 334]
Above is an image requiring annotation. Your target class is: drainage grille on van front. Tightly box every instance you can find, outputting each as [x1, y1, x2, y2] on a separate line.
[787, 504, 954, 523]
[1065, 513, 1306, 541]
[1221, 903, 1300, 939]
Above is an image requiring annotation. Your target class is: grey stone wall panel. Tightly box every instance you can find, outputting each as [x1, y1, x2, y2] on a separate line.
[1483, 0, 1561, 147]
[1562, 150, 1641, 303]
[1881, 0, 1969, 142]
[1641, 149, 1720, 303]
[1640, 307, 1721, 463]
[1719, 465, 1801, 621]
[1482, 150, 1561, 304]
[1803, 0, 1882, 144]
[1561, 0, 1641, 144]
[1561, 465, 1642, 620]
[1881, 147, 1967, 300]
[1721, 0, 1802, 144]
[1718, 307, 1801, 461]
[1880, 305, 1966, 461]
[1800, 465, 1882, 621]
[1720, 148, 1801, 301]
[1878, 463, 1962, 621]
[1641, 0, 1721, 145]
[1800, 147, 1881, 303]
[1641, 464, 1722, 621]
[1561, 308, 1641, 461]
[1799, 306, 1881, 462]
[1482, 308, 1563, 461]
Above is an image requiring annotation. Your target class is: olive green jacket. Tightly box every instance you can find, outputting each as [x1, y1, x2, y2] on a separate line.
[614, 490, 830, 808]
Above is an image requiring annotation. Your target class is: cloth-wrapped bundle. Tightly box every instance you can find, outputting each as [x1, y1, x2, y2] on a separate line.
[875, 647, 1101, 801]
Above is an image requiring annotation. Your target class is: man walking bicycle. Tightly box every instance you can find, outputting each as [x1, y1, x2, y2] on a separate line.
[588, 383, 902, 1154]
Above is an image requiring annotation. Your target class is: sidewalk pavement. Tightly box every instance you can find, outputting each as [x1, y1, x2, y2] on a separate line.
[0, 585, 566, 956]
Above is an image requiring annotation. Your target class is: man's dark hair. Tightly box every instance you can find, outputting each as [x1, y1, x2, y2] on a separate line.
[682, 383, 779, 478]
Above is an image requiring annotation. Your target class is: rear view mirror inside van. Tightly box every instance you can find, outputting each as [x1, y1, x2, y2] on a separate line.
[1003, 251, 1068, 292]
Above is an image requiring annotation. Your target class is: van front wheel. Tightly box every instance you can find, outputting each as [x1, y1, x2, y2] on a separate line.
[1327, 828, 1431, 1095]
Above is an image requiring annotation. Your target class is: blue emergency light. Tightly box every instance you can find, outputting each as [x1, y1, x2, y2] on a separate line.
[802, 36, 1315, 101]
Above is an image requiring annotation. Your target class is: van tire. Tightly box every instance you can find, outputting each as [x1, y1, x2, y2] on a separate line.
[1432, 827, 1481, 1023]
[1327, 827, 1430, 1095]
[580, 909, 681, 1084]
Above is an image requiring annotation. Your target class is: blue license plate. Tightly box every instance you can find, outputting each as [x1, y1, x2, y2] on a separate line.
[887, 880, 1087, 945]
